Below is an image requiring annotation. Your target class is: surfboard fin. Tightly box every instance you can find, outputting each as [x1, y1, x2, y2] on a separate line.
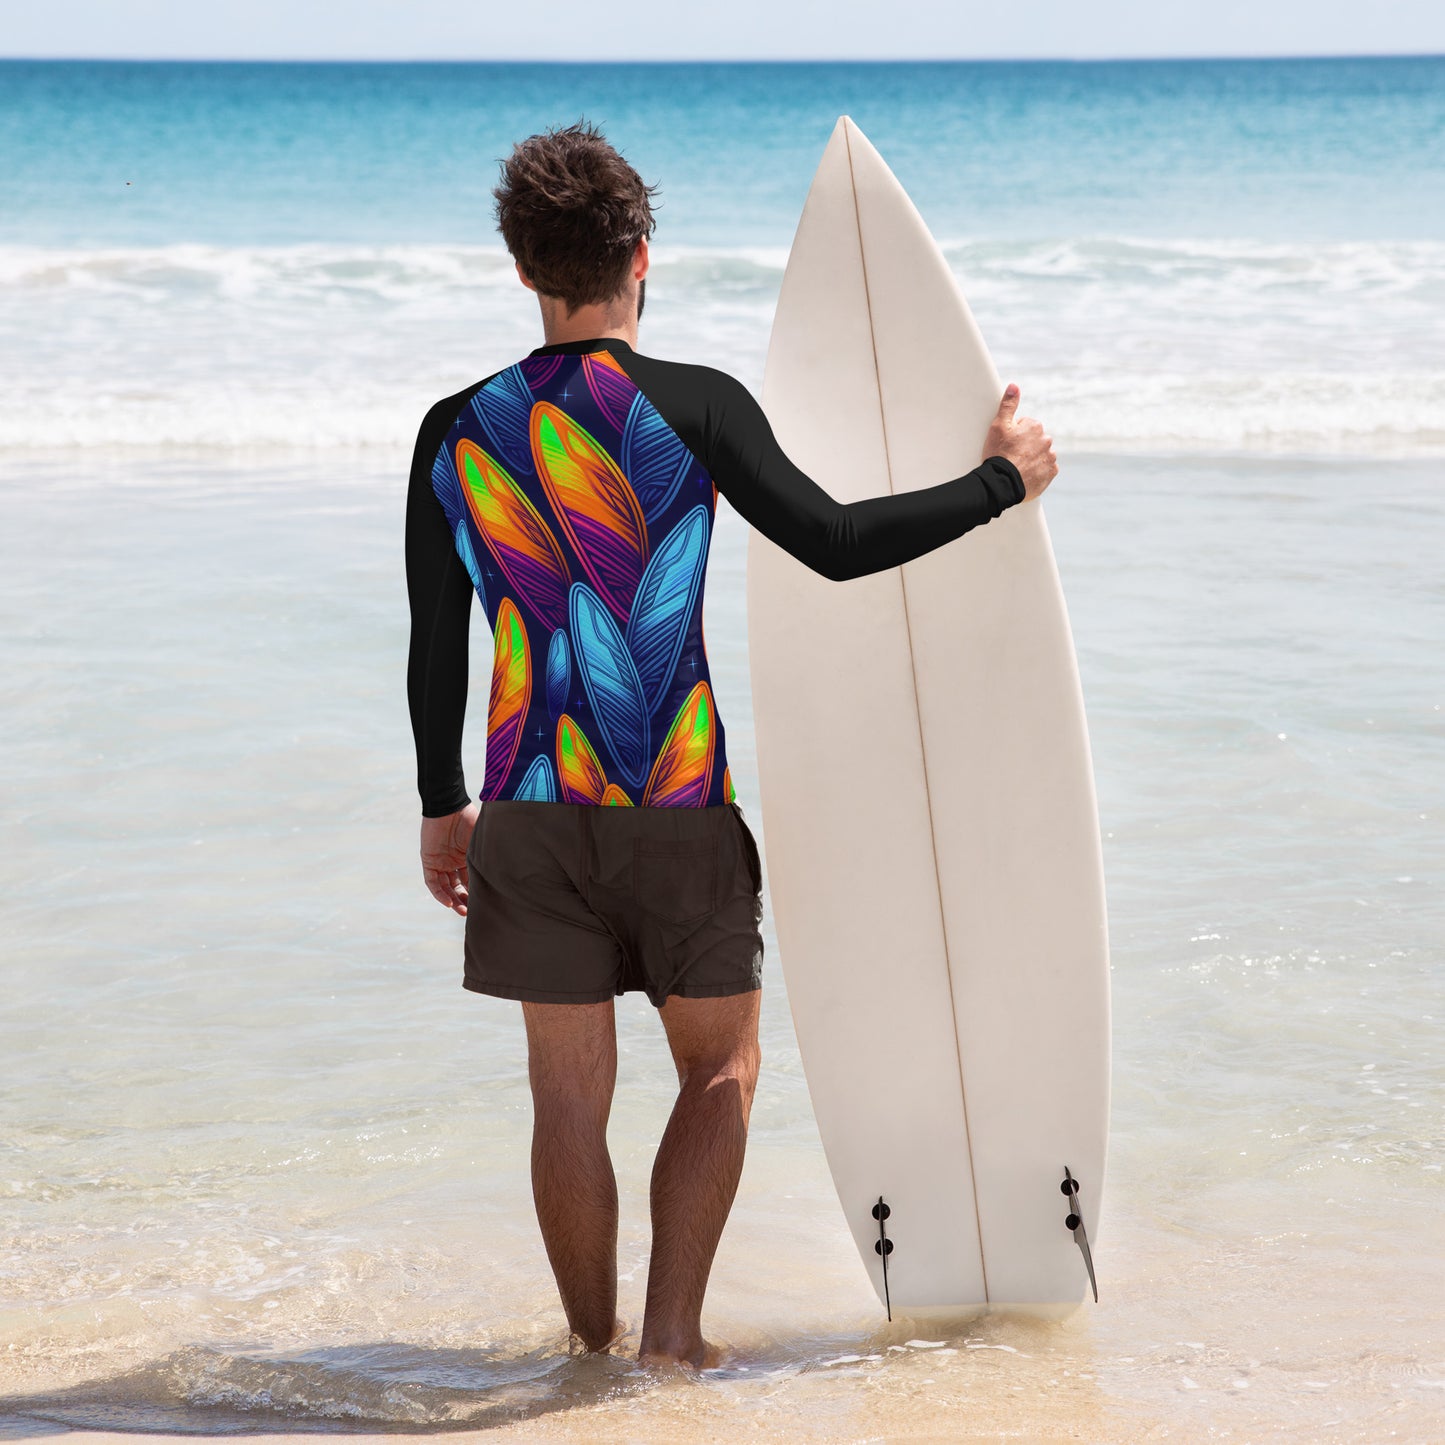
[872, 1196, 894, 1321]
[1061, 1166, 1098, 1302]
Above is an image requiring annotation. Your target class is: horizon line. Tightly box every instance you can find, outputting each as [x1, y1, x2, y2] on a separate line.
[2, 50, 1442, 65]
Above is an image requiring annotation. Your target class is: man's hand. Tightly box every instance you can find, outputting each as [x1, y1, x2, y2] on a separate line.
[420, 804, 480, 916]
[983, 384, 1058, 502]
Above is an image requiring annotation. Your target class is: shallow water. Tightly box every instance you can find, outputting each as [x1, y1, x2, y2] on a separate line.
[2, 449, 1441, 1442]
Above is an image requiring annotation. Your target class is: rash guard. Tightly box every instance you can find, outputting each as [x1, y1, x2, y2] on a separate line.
[405, 335, 1025, 815]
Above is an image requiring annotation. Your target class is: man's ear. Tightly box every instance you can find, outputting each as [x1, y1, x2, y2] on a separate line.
[515, 261, 535, 293]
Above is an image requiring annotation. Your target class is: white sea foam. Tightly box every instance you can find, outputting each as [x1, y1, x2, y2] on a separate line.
[0, 236, 1439, 458]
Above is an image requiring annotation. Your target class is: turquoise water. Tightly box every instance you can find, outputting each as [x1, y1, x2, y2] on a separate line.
[3, 57, 1443, 245]
[2, 56, 1443, 1443]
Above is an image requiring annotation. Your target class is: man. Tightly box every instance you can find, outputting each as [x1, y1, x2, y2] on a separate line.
[405, 120, 1057, 1372]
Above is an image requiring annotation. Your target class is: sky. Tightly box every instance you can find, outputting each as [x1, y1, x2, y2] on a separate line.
[2, 0, 1442, 62]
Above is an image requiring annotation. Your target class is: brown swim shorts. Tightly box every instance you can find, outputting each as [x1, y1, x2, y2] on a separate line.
[463, 799, 765, 1008]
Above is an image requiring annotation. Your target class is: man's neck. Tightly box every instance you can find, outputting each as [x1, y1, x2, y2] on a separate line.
[538, 284, 643, 349]
[540, 320, 638, 349]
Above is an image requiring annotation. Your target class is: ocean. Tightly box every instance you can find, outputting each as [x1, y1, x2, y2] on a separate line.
[1, 55, 1442, 1443]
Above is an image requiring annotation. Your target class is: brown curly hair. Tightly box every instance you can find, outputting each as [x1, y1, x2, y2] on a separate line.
[493, 118, 660, 315]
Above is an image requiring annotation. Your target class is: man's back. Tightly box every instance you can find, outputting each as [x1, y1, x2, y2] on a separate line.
[405, 334, 1025, 816]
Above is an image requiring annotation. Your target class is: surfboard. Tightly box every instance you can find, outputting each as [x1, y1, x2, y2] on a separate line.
[745, 117, 1111, 1317]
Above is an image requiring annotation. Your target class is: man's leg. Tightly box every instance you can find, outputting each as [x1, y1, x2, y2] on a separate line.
[520, 997, 624, 1354]
[638, 988, 762, 1369]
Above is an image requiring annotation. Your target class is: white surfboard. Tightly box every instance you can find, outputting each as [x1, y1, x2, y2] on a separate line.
[746, 117, 1111, 1317]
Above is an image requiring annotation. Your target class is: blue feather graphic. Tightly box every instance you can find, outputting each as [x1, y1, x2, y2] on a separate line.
[454, 521, 486, 605]
[621, 391, 695, 523]
[431, 441, 466, 528]
[569, 581, 650, 788]
[471, 364, 535, 474]
[625, 505, 710, 716]
[546, 629, 571, 721]
[514, 754, 557, 802]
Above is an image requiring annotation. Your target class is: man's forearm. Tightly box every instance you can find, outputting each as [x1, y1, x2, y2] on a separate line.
[816, 456, 1025, 581]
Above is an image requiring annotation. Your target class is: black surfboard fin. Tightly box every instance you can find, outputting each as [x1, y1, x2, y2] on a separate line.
[872, 1196, 893, 1320]
[1061, 1165, 1098, 1302]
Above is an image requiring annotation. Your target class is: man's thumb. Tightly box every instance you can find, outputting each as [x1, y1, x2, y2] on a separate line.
[1001, 382, 1019, 407]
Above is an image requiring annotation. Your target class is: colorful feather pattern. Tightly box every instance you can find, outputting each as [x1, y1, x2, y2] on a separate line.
[555, 714, 609, 804]
[431, 444, 466, 526]
[519, 353, 565, 390]
[470, 363, 534, 473]
[531, 402, 649, 626]
[621, 390, 696, 523]
[545, 629, 571, 722]
[515, 754, 558, 802]
[457, 438, 573, 632]
[438, 351, 736, 808]
[642, 681, 717, 808]
[582, 350, 638, 433]
[482, 598, 531, 801]
[590, 349, 630, 377]
[625, 505, 709, 715]
[454, 521, 485, 601]
[569, 581, 650, 789]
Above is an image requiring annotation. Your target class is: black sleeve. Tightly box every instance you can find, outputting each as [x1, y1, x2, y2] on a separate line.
[405, 395, 475, 819]
[701, 367, 1026, 583]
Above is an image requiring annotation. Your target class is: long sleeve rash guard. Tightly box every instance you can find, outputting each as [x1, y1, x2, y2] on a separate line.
[405, 335, 1025, 816]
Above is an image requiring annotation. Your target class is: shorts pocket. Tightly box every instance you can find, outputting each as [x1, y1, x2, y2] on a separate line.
[632, 837, 718, 925]
[730, 804, 763, 897]
[466, 804, 486, 871]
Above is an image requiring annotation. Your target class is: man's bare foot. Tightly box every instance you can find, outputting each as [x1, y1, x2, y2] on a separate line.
[636, 1335, 726, 1370]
